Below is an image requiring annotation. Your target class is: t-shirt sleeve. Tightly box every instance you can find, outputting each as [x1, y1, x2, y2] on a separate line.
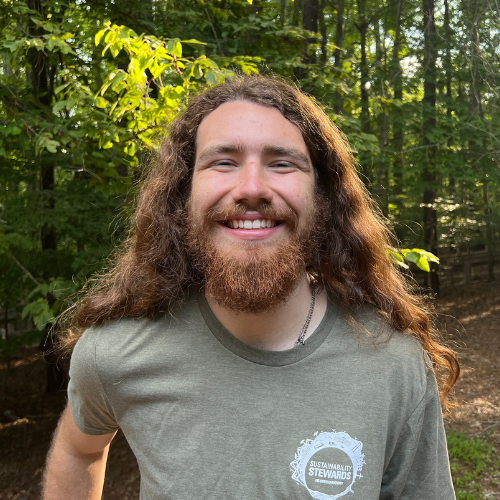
[380, 367, 456, 500]
[67, 327, 120, 435]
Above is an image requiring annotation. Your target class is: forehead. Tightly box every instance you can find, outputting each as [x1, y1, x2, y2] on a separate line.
[195, 100, 309, 157]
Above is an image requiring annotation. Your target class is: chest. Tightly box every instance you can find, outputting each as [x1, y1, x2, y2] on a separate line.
[104, 357, 412, 500]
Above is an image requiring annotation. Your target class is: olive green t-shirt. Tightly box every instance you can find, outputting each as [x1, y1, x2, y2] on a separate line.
[68, 289, 455, 500]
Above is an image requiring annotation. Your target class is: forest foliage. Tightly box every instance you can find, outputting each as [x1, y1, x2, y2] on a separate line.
[0, 0, 499, 357]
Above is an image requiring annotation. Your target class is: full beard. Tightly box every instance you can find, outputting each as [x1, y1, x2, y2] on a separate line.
[185, 197, 324, 314]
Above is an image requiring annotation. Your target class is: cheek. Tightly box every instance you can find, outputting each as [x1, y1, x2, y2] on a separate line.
[198, 189, 225, 213]
[274, 179, 315, 210]
[191, 175, 214, 205]
[191, 175, 232, 214]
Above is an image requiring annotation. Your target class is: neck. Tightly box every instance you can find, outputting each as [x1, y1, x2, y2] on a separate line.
[205, 274, 328, 351]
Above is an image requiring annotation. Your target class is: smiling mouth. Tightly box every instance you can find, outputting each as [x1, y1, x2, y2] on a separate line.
[220, 219, 280, 229]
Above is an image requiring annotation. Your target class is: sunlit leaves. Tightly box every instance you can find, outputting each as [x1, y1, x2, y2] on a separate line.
[388, 248, 439, 272]
[94, 96, 109, 108]
[90, 23, 241, 157]
[402, 249, 439, 272]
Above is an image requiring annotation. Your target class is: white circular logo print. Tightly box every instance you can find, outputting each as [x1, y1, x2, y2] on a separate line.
[290, 431, 365, 500]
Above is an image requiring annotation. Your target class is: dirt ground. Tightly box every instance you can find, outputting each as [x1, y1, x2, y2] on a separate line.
[437, 281, 500, 497]
[1, 281, 499, 500]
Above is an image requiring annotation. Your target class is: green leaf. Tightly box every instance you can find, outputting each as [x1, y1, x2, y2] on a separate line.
[205, 69, 224, 85]
[151, 63, 170, 79]
[95, 29, 106, 46]
[387, 249, 409, 269]
[32, 38, 45, 50]
[403, 251, 419, 264]
[45, 140, 59, 153]
[28, 284, 49, 299]
[391, 252, 405, 263]
[181, 39, 206, 45]
[415, 256, 430, 272]
[110, 71, 127, 91]
[46, 36, 56, 51]
[66, 98, 77, 109]
[69, 130, 85, 138]
[411, 249, 440, 263]
[4, 40, 23, 52]
[124, 142, 137, 156]
[94, 96, 108, 108]
[167, 40, 182, 57]
[21, 304, 31, 320]
[6, 125, 22, 135]
[58, 41, 76, 55]
[55, 82, 71, 94]
[35, 310, 55, 330]
[110, 42, 122, 58]
[53, 100, 67, 113]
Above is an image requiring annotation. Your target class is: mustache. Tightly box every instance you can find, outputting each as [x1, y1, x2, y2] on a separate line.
[206, 202, 298, 228]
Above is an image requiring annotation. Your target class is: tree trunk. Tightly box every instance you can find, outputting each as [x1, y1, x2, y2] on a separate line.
[27, 0, 56, 253]
[391, 0, 404, 215]
[333, 0, 345, 113]
[355, 0, 371, 185]
[27, 0, 67, 391]
[292, 0, 301, 27]
[319, 0, 327, 66]
[4, 304, 10, 370]
[468, 18, 494, 281]
[422, 0, 439, 293]
[356, 0, 370, 134]
[302, 0, 319, 66]
[483, 183, 495, 281]
[294, 0, 319, 83]
[302, 0, 319, 41]
[443, 0, 455, 192]
[374, 18, 388, 214]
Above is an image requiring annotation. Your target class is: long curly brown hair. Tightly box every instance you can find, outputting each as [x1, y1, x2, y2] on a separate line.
[65, 75, 459, 408]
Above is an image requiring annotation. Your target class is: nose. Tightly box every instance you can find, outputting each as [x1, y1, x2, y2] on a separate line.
[231, 161, 273, 206]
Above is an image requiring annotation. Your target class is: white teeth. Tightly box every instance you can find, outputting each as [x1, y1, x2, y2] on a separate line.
[227, 219, 277, 229]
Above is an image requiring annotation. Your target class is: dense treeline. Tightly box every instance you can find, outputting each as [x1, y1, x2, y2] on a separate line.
[0, 0, 499, 379]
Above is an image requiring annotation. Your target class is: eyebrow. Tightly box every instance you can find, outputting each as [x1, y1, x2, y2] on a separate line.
[196, 143, 311, 167]
[196, 144, 245, 165]
[262, 145, 310, 166]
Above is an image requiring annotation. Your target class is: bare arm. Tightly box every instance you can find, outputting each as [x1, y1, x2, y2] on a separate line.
[42, 404, 117, 500]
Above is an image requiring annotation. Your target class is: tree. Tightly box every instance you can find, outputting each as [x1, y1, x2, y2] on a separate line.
[422, 0, 439, 292]
[1, 0, 499, 380]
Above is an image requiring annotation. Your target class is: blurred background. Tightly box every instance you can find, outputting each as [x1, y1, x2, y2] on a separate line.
[1, 0, 499, 498]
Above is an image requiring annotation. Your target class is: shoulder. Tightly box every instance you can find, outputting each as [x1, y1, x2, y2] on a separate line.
[72, 287, 203, 362]
[73, 316, 156, 356]
[334, 302, 431, 400]
[349, 303, 427, 362]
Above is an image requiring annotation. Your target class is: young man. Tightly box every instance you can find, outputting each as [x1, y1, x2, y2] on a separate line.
[43, 76, 459, 500]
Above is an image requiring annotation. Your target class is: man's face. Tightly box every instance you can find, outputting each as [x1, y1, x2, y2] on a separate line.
[186, 100, 319, 313]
